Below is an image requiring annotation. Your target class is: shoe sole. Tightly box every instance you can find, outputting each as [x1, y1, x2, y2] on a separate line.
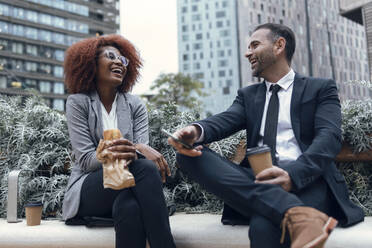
[303, 217, 338, 248]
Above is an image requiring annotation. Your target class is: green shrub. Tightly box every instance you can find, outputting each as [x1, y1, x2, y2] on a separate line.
[0, 94, 70, 218]
[338, 98, 372, 216]
[0, 94, 371, 218]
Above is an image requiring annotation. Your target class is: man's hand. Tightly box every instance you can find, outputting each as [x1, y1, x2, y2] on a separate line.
[255, 166, 292, 192]
[135, 143, 170, 183]
[167, 125, 203, 157]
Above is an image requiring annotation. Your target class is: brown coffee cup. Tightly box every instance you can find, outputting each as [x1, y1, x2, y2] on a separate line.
[25, 202, 43, 226]
[246, 145, 273, 175]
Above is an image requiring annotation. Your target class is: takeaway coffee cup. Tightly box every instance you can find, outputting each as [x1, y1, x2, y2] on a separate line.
[246, 145, 273, 175]
[25, 202, 43, 226]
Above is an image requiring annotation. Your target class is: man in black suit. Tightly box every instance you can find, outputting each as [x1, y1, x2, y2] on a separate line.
[168, 23, 364, 248]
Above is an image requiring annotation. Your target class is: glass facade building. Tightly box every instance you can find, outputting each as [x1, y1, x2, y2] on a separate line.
[178, 0, 371, 115]
[0, 0, 120, 111]
[177, 0, 241, 115]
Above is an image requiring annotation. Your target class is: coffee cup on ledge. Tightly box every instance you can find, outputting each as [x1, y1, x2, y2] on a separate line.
[25, 202, 43, 226]
[246, 145, 273, 176]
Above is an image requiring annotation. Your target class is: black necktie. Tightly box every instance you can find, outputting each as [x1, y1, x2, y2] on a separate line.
[263, 84, 281, 165]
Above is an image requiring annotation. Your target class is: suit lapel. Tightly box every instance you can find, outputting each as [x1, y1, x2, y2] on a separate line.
[252, 82, 267, 145]
[116, 93, 132, 140]
[290, 74, 306, 149]
[89, 91, 103, 143]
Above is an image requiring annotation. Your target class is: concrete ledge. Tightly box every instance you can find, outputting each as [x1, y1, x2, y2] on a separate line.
[0, 214, 371, 248]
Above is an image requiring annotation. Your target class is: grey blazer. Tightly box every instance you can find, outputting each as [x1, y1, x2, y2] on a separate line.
[62, 91, 149, 220]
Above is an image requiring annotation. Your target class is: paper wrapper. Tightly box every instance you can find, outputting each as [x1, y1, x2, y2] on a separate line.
[96, 129, 135, 190]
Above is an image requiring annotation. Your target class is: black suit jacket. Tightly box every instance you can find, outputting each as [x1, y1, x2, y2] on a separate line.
[197, 74, 364, 227]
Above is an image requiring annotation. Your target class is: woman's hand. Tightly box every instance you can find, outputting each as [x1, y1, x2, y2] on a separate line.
[106, 138, 137, 161]
[135, 143, 170, 183]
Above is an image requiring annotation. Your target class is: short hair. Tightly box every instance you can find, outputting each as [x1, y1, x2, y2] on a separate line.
[64, 34, 142, 94]
[254, 23, 296, 63]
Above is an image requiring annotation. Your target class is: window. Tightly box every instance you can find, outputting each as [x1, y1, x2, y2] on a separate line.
[25, 61, 37, 72]
[220, 30, 230, 37]
[0, 76, 7, 88]
[12, 43, 23, 54]
[218, 70, 225, 77]
[13, 25, 24, 36]
[182, 7, 187, 13]
[196, 33, 202, 40]
[53, 99, 65, 111]
[54, 66, 63, 77]
[182, 25, 188, 32]
[216, 21, 223, 28]
[54, 16, 65, 29]
[218, 60, 227, 67]
[53, 33, 65, 44]
[192, 5, 198, 11]
[39, 81, 51, 93]
[40, 30, 52, 42]
[192, 14, 201, 21]
[54, 50, 64, 61]
[14, 7, 25, 19]
[193, 43, 202, 49]
[25, 79, 37, 88]
[216, 11, 226, 18]
[26, 10, 37, 22]
[11, 60, 23, 71]
[25, 27, 38, 40]
[26, 45, 37, 56]
[53, 82, 64, 94]
[39, 64, 52, 74]
[40, 13, 52, 25]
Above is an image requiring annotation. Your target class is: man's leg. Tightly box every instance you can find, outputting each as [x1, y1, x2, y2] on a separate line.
[249, 214, 290, 248]
[177, 147, 338, 248]
[176, 147, 303, 226]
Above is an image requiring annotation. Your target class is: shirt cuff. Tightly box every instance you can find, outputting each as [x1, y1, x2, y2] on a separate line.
[192, 123, 204, 143]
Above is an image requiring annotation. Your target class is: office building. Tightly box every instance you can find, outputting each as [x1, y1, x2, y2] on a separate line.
[0, 0, 120, 111]
[177, 0, 241, 115]
[178, 0, 370, 115]
[238, 0, 370, 100]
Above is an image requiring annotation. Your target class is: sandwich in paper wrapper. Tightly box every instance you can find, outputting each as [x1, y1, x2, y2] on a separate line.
[96, 129, 135, 190]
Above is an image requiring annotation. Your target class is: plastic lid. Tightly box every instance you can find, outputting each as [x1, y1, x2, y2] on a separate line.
[25, 202, 43, 207]
[246, 145, 271, 156]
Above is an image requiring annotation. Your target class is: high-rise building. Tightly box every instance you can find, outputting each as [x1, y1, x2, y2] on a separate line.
[178, 0, 371, 115]
[238, 0, 370, 99]
[0, 0, 120, 111]
[177, 0, 241, 115]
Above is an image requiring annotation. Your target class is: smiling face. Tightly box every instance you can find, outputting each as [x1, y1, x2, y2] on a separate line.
[96, 46, 127, 90]
[245, 29, 277, 78]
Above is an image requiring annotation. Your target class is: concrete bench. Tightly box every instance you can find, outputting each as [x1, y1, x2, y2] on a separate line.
[0, 214, 371, 248]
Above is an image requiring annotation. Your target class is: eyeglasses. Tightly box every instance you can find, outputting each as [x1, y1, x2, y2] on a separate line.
[102, 51, 129, 67]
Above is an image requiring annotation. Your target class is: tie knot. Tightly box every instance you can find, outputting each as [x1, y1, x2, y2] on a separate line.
[270, 84, 281, 94]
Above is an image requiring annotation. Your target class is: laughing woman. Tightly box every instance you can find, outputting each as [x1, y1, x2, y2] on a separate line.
[62, 34, 176, 248]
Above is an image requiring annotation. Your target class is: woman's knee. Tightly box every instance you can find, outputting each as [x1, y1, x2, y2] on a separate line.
[131, 159, 159, 177]
[112, 191, 141, 223]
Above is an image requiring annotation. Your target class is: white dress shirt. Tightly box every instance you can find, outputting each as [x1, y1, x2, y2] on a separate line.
[100, 93, 118, 131]
[258, 69, 302, 163]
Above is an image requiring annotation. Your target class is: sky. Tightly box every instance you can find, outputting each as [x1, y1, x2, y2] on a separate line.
[120, 0, 178, 95]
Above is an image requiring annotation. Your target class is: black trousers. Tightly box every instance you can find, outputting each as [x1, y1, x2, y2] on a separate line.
[77, 159, 176, 248]
[177, 147, 333, 248]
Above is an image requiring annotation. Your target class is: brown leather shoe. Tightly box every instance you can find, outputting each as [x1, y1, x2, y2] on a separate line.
[280, 206, 338, 248]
